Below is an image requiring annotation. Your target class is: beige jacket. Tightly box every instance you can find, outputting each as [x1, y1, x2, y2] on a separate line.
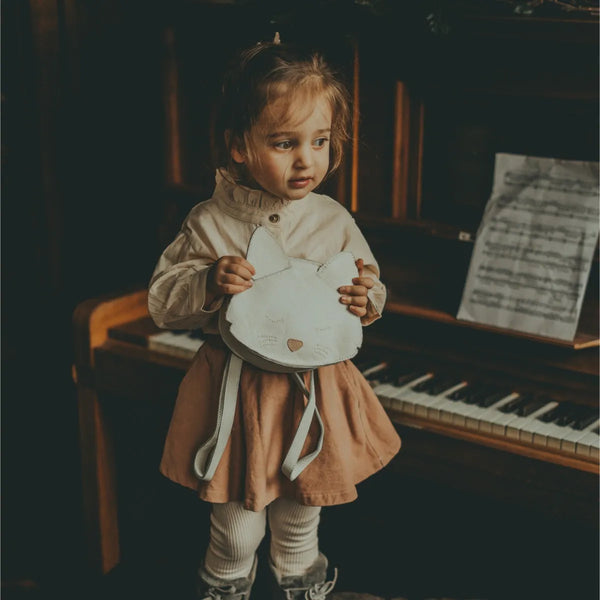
[148, 171, 386, 331]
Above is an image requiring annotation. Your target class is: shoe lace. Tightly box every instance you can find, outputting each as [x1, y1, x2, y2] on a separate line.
[200, 584, 237, 600]
[305, 568, 338, 600]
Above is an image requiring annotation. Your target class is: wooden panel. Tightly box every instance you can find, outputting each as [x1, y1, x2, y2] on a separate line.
[72, 290, 150, 574]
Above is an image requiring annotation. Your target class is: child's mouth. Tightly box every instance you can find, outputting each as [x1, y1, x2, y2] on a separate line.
[289, 177, 312, 189]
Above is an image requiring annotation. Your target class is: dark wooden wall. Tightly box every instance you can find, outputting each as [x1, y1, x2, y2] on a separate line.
[2, 1, 165, 594]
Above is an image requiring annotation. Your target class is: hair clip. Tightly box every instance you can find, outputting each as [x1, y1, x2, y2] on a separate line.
[273, 31, 281, 45]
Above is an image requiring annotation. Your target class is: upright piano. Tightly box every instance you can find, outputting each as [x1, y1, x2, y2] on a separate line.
[72, 6, 599, 598]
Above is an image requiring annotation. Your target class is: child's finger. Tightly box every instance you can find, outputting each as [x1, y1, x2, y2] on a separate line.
[221, 283, 253, 295]
[339, 294, 367, 307]
[225, 256, 255, 276]
[351, 276, 374, 289]
[225, 263, 255, 281]
[348, 304, 367, 317]
[338, 284, 368, 297]
[218, 273, 253, 290]
[355, 258, 364, 276]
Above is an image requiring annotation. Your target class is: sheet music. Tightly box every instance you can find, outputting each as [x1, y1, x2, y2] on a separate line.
[457, 153, 599, 341]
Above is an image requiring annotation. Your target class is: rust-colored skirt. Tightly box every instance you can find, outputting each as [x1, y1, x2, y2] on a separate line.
[159, 337, 401, 512]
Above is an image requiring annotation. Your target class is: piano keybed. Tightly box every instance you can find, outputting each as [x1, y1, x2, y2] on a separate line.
[147, 329, 205, 358]
[360, 359, 600, 468]
[136, 324, 600, 471]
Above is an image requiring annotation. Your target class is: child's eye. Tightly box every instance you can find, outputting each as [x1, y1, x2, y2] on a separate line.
[313, 137, 329, 148]
[274, 140, 293, 150]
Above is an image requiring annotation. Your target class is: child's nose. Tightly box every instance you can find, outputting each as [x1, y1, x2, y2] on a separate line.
[294, 145, 313, 168]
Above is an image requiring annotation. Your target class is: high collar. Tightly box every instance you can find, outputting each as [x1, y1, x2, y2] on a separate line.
[213, 170, 296, 222]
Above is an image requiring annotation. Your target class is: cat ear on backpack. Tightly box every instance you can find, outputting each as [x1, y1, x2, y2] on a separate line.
[246, 226, 290, 279]
[317, 252, 359, 290]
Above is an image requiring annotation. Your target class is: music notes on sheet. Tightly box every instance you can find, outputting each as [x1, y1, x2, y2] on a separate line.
[457, 153, 599, 341]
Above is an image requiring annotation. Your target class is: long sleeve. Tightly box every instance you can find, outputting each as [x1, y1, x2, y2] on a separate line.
[148, 228, 223, 330]
[341, 215, 387, 326]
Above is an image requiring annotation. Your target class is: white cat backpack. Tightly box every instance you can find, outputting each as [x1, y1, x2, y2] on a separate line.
[193, 226, 363, 482]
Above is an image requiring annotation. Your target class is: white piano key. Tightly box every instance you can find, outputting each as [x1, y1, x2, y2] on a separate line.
[575, 430, 600, 459]
[385, 374, 435, 413]
[476, 393, 521, 433]
[505, 401, 559, 440]
[148, 331, 205, 358]
[423, 384, 488, 423]
[560, 418, 600, 453]
[531, 420, 573, 449]
[463, 394, 523, 432]
[518, 415, 555, 444]
[372, 382, 408, 408]
[411, 382, 468, 418]
[374, 374, 432, 410]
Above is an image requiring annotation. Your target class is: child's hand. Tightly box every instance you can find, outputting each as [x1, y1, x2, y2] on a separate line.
[338, 258, 374, 318]
[206, 256, 255, 303]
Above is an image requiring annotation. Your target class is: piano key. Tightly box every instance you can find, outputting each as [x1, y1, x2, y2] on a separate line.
[147, 330, 205, 358]
[561, 418, 600, 453]
[411, 381, 468, 418]
[430, 385, 510, 426]
[575, 429, 600, 459]
[369, 365, 598, 462]
[385, 374, 438, 414]
[476, 393, 521, 433]
[572, 410, 600, 431]
[373, 373, 432, 410]
[461, 392, 528, 431]
[504, 400, 559, 440]
[528, 402, 593, 449]
[491, 395, 543, 436]
[357, 358, 389, 379]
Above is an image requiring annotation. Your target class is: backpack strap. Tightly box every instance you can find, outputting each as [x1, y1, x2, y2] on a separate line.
[281, 371, 324, 481]
[193, 352, 242, 481]
[193, 353, 325, 482]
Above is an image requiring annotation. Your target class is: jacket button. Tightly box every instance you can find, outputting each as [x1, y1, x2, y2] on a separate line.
[268, 214, 280, 223]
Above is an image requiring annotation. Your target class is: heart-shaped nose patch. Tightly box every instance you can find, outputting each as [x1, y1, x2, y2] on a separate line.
[287, 339, 303, 352]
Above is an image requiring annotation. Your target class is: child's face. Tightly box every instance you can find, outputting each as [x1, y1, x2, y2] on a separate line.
[232, 94, 332, 201]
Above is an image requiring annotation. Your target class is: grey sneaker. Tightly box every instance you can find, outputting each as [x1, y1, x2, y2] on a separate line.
[197, 555, 257, 600]
[269, 552, 338, 600]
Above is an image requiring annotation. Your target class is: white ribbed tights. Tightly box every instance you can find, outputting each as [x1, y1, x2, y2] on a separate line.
[203, 498, 321, 580]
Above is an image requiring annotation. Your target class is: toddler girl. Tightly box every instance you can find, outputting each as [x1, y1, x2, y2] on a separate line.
[148, 37, 401, 600]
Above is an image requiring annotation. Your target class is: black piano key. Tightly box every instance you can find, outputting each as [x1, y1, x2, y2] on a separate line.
[356, 357, 388, 374]
[554, 403, 580, 427]
[467, 385, 505, 405]
[369, 366, 397, 383]
[537, 402, 575, 426]
[425, 377, 463, 395]
[566, 404, 598, 429]
[448, 383, 485, 402]
[499, 396, 527, 414]
[572, 410, 599, 431]
[514, 394, 547, 417]
[395, 371, 428, 386]
[410, 375, 441, 392]
[409, 375, 459, 395]
[476, 389, 512, 408]
[447, 385, 473, 401]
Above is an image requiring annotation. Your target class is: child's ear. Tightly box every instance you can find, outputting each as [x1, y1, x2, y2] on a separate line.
[228, 132, 247, 164]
